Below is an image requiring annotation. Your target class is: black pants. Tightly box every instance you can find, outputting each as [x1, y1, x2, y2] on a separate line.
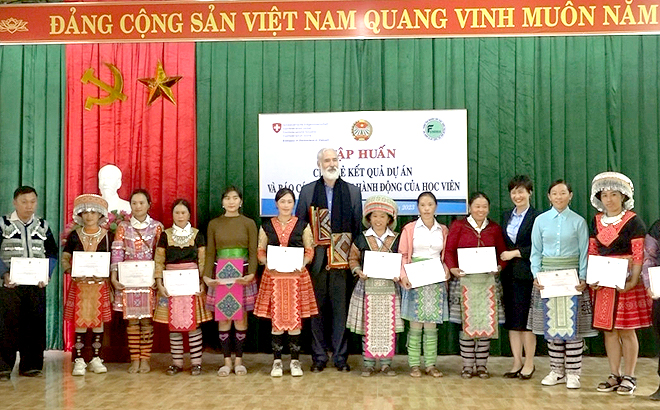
[0, 285, 46, 373]
[309, 266, 351, 366]
[654, 299, 660, 377]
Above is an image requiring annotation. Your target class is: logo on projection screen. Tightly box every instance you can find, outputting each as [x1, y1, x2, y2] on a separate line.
[272, 123, 282, 133]
[352, 119, 372, 141]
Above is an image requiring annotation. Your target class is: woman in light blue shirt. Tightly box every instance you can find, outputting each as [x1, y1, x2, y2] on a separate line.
[528, 180, 597, 390]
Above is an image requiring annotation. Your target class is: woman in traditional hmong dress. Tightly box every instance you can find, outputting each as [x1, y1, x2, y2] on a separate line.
[398, 192, 449, 378]
[347, 195, 402, 377]
[529, 180, 596, 389]
[500, 176, 541, 379]
[111, 189, 163, 374]
[203, 186, 258, 377]
[588, 172, 650, 395]
[255, 188, 318, 378]
[445, 192, 507, 379]
[153, 199, 213, 376]
[63, 194, 113, 376]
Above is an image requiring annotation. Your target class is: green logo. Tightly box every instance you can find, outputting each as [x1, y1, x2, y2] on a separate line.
[423, 118, 445, 140]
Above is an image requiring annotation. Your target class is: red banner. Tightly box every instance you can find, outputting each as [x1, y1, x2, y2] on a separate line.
[1, 0, 660, 43]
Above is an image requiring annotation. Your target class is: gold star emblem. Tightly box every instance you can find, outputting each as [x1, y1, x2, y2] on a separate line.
[138, 61, 182, 106]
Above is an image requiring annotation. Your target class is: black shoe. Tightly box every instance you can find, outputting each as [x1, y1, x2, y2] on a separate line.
[336, 363, 351, 372]
[0, 372, 10, 381]
[503, 368, 522, 378]
[650, 386, 660, 400]
[20, 370, 42, 377]
[310, 362, 326, 373]
[166, 365, 183, 376]
[520, 366, 535, 380]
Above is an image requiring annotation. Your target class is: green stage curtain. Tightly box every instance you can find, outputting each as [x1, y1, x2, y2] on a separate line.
[0, 45, 65, 350]
[200, 35, 660, 357]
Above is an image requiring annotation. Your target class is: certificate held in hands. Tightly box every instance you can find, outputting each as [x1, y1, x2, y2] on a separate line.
[457, 247, 497, 274]
[266, 245, 304, 273]
[72, 251, 110, 278]
[9, 257, 49, 285]
[404, 258, 445, 288]
[163, 269, 199, 296]
[118, 261, 155, 288]
[648, 266, 660, 299]
[586, 255, 628, 289]
[363, 251, 402, 280]
[537, 269, 580, 298]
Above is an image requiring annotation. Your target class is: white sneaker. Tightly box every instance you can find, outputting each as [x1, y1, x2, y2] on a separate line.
[290, 360, 303, 377]
[72, 358, 86, 376]
[88, 357, 107, 374]
[541, 371, 566, 386]
[566, 374, 581, 389]
[270, 359, 283, 377]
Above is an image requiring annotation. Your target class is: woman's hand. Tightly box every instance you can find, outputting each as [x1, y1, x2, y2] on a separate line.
[236, 274, 255, 285]
[500, 250, 519, 261]
[450, 268, 465, 278]
[111, 272, 125, 290]
[575, 280, 587, 292]
[203, 276, 221, 287]
[620, 276, 639, 293]
[533, 278, 544, 290]
[399, 277, 412, 289]
[156, 279, 170, 298]
[590, 281, 601, 291]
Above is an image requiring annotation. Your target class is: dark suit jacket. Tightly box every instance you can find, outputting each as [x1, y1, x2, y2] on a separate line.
[500, 206, 540, 281]
[295, 178, 363, 274]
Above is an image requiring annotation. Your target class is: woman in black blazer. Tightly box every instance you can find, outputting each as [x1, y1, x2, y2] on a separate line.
[500, 175, 541, 380]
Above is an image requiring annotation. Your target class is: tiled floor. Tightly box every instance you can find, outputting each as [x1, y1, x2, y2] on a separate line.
[2, 352, 660, 409]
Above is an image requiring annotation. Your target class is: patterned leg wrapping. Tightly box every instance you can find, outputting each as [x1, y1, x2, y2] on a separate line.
[475, 338, 491, 368]
[272, 334, 284, 360]
[423, 327, 438, 368]
[548, 340, 566, 375]
[407, 328, 422, 367]
[459, 338, 476, 369]
[235, 330, 247, 358]
[139, 320, 154, 360]
[289, 334, 301, 361]
[219, 330, 232, 358]
[565, 339, 584, 376]
[170, 332, 184, 368]
[127, 321, 141, 361]
[189, 328, 203, 366]
[92, 331, 103, 357]
[74, 332, 85, 360]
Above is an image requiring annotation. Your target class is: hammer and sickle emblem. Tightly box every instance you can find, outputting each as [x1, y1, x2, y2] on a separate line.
[81, 63, 127, 111]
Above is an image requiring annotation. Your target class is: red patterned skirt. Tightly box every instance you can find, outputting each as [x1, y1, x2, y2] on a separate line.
[64, 280, 112, 328]
[254, 268, 318, 332]
[592, 282, 652, 330]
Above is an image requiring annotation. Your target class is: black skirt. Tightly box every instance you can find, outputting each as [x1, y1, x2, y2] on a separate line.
[501, 275, 534, 331]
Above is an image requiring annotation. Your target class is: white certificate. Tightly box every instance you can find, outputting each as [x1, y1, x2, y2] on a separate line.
[586, 255, 628, 289]
[118, 261, 155, 288]
[457, 247, 498, 274]
[537, 269, 581, 298]
[363, 251, 402, 280]
[163, 269, 199, 296]
[266, 245, 304, 273]
[648, 266, 660, 299]
[72, 251, 110, 278]
[9, 257, 49, 286]
[403, 258, 445, 288]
